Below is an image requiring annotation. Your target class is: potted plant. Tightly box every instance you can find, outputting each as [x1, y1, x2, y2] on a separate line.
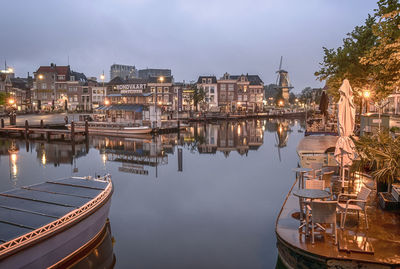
[354, 132, 400, 192]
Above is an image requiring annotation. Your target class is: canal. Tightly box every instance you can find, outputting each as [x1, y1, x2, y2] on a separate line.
[0, 118, 305, 268]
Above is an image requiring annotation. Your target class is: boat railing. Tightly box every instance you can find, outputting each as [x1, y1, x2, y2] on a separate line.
[0, 176, 113, 257]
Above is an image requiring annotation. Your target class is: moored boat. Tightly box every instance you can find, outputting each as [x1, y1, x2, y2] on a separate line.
[296, 135, 338, 168]
[67, 122, 152, 136]
[0, 175, 113, 268]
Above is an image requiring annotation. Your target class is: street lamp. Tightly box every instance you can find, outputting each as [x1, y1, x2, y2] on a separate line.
[362, 90, 371, 114]
[8, 98, 15, 106]
[38, 74, 44, 80]
[104, 98, 110, 106]
[278, 100, 284, 107]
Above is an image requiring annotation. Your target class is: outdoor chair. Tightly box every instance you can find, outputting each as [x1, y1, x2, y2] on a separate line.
[305, 163, 323, 180]
[311, 201, 338, 245]
[337, 186, 371, 229]
[305, 179, 325, 190]
[321, 171, 335, 198]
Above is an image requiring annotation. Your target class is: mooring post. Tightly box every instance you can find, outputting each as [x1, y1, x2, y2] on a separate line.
[40, 119, 44, 129]
[0, 119, 3, 128]
[25, 120, 29, 139]
[85, 120, 89, 139]
[71, 121, 75, 141]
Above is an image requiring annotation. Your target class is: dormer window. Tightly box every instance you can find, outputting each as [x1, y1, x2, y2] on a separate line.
[202, 78, 206, 83]
[241, 76, 245, 82]
[57, 75, 65, 80]
[70, 76, 75, 81]
[208, 78, 212, 84]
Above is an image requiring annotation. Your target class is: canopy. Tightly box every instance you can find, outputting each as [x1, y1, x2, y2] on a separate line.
[334, 79, 357, 188]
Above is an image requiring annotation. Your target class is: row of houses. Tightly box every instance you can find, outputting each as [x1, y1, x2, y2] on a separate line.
[0, 63, 266, 113]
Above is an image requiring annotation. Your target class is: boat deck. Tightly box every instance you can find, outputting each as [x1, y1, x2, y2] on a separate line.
[0, 178, 108, 244]
[276, 175, 400, 268]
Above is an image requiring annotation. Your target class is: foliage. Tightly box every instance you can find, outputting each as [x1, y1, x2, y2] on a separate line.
[298, 87, 323, 104]
[354, 132, 400, 186]
[192, 85, 205, 111]
[0, 92, 7, 106]
[315, 0, 400, 101]
[315, 15, 377, 100]
[360, 1, 400, 100]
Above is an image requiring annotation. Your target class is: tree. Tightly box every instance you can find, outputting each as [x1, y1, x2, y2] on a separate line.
[191, 85, 205, 112]
[0, 92, 8, 106]
[315, 0, 400, 102]
[360, 1, 400, 100]
[315, 15, 377, 100]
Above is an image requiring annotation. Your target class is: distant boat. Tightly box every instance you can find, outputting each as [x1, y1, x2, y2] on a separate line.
[67, 122, 152, 136]
[0, 175, 113, 268]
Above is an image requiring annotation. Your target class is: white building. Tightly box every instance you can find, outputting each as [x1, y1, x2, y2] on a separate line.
[91, 85, 107, 108]
[197, 76, 218, 111]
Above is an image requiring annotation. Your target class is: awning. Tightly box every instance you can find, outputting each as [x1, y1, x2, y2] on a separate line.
[108, 93, 152, 97]
[95, 104, 144, 112]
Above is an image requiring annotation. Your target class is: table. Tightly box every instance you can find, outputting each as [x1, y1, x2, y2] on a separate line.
[293, 189, 331, 232]
[292, 168, 312, 189]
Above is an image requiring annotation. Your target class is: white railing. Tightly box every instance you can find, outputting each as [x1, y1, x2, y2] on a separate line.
[0, 174, 113, 256]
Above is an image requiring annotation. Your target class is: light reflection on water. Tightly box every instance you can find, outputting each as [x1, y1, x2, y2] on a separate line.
[0, 119, 304, 268]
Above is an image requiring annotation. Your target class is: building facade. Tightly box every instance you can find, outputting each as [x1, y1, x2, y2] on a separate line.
[32, 64, 90, 111]
[197, 76, 218, 111]
[217, 73, 264, 112]
[138, 68, 171, 79]
[110, 64, 137, 80]
[147, 76, 174, 110]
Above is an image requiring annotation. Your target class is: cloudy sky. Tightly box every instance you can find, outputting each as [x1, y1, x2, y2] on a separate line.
[2, 0, 377, 93]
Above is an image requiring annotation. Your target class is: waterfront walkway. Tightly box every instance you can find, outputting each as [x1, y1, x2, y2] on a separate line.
[276, 174, 400, 268]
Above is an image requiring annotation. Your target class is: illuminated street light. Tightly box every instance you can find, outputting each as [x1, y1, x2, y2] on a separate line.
[104, 98, 110, 106]
[159, 76, 164, 83]
[38, 74, 44, 80]
[7, 68, 13, 73]
[8, 98, 15, 105]
[363, 90, 370, 99]
[278, 100, 284, 107]
[100, 73, 105, 81]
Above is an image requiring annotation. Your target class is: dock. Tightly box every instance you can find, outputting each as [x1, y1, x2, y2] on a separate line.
[276, 174, 400, 268]
[0, 120, 88, 142]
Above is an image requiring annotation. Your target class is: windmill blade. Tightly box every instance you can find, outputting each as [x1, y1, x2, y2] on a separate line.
[279, 56, 283, 70]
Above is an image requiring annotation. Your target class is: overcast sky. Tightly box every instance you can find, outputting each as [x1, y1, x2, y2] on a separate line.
[2, 0, 378, 93]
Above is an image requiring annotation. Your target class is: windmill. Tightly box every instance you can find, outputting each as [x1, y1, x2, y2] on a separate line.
[275, 56, 294, 103]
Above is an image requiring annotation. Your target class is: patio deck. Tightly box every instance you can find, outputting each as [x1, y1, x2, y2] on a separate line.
[276, 174, 400, 268]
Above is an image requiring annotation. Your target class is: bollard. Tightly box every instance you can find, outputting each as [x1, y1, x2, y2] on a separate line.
[25, 120, 29, 139]
[40, 119, 44, 129]
[85, 120, 89, 139]
[71, 121, 75, 141]
[1, 119, 3, 128]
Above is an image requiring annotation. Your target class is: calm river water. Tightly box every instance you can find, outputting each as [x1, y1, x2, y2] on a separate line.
[0, 118, 305, 268]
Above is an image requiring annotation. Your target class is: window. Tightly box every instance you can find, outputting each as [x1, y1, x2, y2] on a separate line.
[220, 84, 226, 91]
[202, 78, 206, 83]
[70, 76, 75, 81]
[41, 83, 47, 89]
[228, 84, 234, 91]
[244, 86, 247, 92]
[238, 95, 242, 101]
[164, 87, 169, 93]
[57, 75, 65, 80]
[228, 92, 234, 101]
[74, 95, 78, 102]
[210, 87, 214, 93]
[220, 93, 226, 101]
[208, 78, 212, 84]
[151, 87, 155, 93]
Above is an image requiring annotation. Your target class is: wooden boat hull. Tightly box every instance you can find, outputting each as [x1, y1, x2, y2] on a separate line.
[0, 176, 113, 268]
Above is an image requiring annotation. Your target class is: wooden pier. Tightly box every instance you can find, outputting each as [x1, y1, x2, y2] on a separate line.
[0, 120, 88, 142]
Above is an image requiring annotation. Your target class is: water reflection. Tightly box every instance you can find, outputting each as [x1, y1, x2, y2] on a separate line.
[0, 118, 304, 268]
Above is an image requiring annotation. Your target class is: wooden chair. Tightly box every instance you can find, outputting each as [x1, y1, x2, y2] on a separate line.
[305, 179, 324, 190]
[311, 201, 338, 244]
[337, 186, 371, 229]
